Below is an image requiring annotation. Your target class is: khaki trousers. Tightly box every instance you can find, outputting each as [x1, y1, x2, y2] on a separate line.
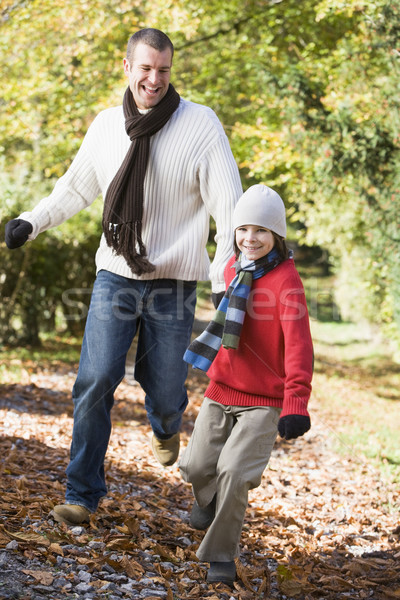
[179, 397, 280, 561]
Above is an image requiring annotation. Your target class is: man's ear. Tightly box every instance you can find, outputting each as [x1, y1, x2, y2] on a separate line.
[123, 57, 130, 75]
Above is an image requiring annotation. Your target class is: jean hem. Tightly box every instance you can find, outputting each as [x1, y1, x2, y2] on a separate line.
[64, 501, 93, 512]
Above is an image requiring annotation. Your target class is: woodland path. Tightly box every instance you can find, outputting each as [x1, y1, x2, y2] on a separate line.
[0, 309, 399, 599]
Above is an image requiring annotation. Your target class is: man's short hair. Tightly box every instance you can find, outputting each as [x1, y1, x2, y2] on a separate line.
[127, 28, 174, 63]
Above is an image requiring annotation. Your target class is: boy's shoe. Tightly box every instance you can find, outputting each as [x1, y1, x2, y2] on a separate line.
[189, 495, 216, 530]
[151, 432, 180, 467]
[207, 561, 236, 586]
[50, 504, 91, 526]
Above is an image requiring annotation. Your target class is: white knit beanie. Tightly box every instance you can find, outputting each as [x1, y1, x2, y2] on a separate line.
[233, 184, 287, 238]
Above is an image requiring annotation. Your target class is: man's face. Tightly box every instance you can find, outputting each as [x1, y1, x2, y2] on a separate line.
[123, 42, 172, 109]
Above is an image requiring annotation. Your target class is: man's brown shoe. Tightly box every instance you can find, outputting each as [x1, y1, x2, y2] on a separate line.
[50, 504, 91, 526]
[151, 432, 180, 467]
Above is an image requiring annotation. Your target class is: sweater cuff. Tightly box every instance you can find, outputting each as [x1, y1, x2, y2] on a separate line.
[280, 396, 310, 418]
[211, 282, 226, 294]
[18, 213, 38, 240]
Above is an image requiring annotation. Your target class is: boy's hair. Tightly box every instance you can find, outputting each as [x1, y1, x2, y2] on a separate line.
[126, 28, 174, 63]
[234, 231, 290, 260]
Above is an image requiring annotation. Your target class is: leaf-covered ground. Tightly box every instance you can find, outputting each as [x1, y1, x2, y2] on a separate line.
[0, 323, 399, 599]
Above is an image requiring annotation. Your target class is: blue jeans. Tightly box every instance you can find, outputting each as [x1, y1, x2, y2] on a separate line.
[65, 270, 197, 511]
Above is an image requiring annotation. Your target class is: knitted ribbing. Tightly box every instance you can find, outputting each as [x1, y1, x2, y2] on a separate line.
[18, 99, 243, 289]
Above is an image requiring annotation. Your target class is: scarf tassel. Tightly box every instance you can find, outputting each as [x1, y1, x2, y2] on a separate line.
[103, 221, 156, 276]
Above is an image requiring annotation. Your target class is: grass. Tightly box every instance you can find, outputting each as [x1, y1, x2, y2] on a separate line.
[311, 307, 400, 484]
[0, 335, 81, 384]
[296, 249, 399, 482]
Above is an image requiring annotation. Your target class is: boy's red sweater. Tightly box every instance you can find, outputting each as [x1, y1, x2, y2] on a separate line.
[205, 255, 313, 417]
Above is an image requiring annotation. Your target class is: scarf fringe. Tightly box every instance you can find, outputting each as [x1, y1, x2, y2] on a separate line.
[103, 221, 156, 276]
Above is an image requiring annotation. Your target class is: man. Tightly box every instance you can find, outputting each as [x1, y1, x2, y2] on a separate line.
[5, 28, 242, 526]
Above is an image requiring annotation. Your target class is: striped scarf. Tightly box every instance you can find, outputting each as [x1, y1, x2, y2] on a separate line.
[184, 248, 284, 371]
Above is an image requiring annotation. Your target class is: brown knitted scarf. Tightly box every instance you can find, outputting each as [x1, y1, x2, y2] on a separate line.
[102, 84, 181, 275]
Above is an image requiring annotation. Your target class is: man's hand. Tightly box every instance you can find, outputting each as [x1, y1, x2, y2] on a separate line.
[211, 291, 225, 309]
[278, 415, 311, 440]
[5, 219, 33, 249]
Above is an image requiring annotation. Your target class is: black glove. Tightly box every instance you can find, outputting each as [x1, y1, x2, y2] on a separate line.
[5, 219, 33, 249]
[278, 415, 311, 440]
[211, 291, 225, 309]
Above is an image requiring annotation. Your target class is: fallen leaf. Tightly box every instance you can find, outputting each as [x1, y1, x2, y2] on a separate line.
[22, 570, 54, 585]
[120, 555, 145, 578]
[5, 530, 50, 546]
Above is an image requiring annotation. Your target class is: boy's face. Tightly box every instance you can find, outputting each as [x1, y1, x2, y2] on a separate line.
[235, 225, 275, 261]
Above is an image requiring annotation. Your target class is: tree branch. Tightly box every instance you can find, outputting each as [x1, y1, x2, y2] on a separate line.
[175, 0, 284, 51]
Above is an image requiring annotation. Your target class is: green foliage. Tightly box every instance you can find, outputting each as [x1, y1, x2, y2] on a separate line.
[0, 212, 101, 346]
[168, 0, 400, 352]
[0, 0, 145, 178]
[282, 0, 400, 354]
[1, 0, 400, 350]
[0, 0, 142, 345]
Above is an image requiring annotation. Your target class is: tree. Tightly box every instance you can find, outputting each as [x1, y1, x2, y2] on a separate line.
[166, 0, 400, 352]
[1, 0, 400, 351]
[0, 0, 144, 344]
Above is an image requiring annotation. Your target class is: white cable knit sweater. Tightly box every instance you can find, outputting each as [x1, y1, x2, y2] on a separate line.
[20, 98, 243, 292]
